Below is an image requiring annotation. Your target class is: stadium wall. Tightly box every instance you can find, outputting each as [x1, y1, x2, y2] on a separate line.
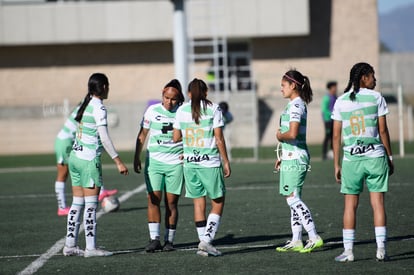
[0, 0, 395, 155]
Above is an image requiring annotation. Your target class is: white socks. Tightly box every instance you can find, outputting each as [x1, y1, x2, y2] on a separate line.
[287, 197, 317, 240]
[342, 227, 386, 252]
[165, 228, 176, 243]
[196, 224, 206, 241]
[375, 226, 387, 249]
[343, 229, 355, 251]
[201, 213, 221, 244]
[84, 195, 98, 250]
[55, 181, 66, 209]
[65, 196, 84, 248]
[148, 223, 161, 240]
[290, 208, 302, 242]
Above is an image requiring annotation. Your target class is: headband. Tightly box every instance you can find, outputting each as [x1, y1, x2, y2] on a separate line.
[284, 74, 302, 86]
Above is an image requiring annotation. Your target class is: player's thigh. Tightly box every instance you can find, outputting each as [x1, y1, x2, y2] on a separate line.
[365, 157, 389, 193]
[341, 160, 364, 194]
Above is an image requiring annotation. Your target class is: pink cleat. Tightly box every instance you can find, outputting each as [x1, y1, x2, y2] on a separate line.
[57, 207, 70, 216]
[98, 189, 118, 201]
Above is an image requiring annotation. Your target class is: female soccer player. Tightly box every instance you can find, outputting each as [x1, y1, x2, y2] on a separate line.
[275, 69, 323, 253]
[54, 107, 78, 216]
[173, 78, 231, 257]
[134, 79, 185, 252]
[63, 73, 128, 258]
[332, 62, 394, 262]
[54, 105, 118, 217]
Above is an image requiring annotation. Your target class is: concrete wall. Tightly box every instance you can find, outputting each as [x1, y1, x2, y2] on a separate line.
[0, 0, 309, 45]
[379, 52, 414, 105]
[253, 0, 380, 145]
[0, 0, 384, 155]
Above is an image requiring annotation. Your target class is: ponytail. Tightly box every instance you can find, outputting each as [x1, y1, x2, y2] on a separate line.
[344, 62, 374, 101]
[75, 73, 109, 122]
[301, 76, 313, 104]
[283, 69, 313, 104]
[75, 94, 92, 122]
[188, 78, 211, 124]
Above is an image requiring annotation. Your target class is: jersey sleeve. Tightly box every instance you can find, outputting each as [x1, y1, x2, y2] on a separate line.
[331, 100, 342, 121]
[289, 101, 303, 123]
[142, 107, 152, 129]
[94, 105, 107, 127]
[213, 104, 225, 128]
[378, 95, 389, 117]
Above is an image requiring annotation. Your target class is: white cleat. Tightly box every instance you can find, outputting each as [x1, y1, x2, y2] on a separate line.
[335, 249, 354, 262]
[63, 246, 84, 257]
[376, 247, 389, 262]
[84, 248, 113, 258]
[198, 241, 222, 257]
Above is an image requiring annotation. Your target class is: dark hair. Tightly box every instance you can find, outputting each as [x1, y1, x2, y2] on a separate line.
[188, 78, 212, 124]
[75, 73, 109, 122]
[164, 79, 185, 106]
[326, 81, 337, 89]
[282, 69, 313, 104]
[219, 101, 229, 113]
[344, 62, 374, 101]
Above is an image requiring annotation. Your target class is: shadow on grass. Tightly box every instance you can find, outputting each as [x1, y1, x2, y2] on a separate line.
[113, 234, 414, 259]
[319, 234, 414, 262]
[216, 233, 291, 246]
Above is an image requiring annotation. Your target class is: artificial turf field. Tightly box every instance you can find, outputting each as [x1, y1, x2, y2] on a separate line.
[1, 148, 413, 274]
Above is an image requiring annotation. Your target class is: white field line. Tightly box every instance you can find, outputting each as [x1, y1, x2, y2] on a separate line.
[16, 184, 146, 275]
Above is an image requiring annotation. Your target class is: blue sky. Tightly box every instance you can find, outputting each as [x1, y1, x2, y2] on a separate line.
[378, 0, 414, 14]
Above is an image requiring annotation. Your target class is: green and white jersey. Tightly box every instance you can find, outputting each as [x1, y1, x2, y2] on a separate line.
[331, 88, 389, 161]
[142, 103, 183, 165]
[173, 101, 224, 168]
[72, 97, 107, 161]
[279, 97, 309, 163]
[56, 107, 78, 141]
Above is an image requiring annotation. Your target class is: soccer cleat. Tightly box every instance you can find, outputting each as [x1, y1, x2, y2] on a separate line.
[335, 250, 354, 262]
[57, 207, 70, 216]
[198, 241, 222, 257]
[299, 235, 324, 253]
[276, 240, 304, 252]
[98, 189, 118, 202]
[162, 241, 175, 252]
[196, 249, 209, 257]
[63, 246, 84, 257]
[145, 239, 163, 253]
[84, 248, 113, 258]
[376, 247, 389, 262]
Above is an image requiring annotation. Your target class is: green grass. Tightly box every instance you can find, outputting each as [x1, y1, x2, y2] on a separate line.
[1, 141, 412, 168]
[1, 154, 413, 274]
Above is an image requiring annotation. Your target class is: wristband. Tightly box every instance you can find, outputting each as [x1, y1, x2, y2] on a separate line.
[388, 156, 393, 161]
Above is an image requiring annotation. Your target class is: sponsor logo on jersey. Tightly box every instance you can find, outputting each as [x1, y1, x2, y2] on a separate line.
[186, 149, 210, 163]
[350, 140, 375, 155]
